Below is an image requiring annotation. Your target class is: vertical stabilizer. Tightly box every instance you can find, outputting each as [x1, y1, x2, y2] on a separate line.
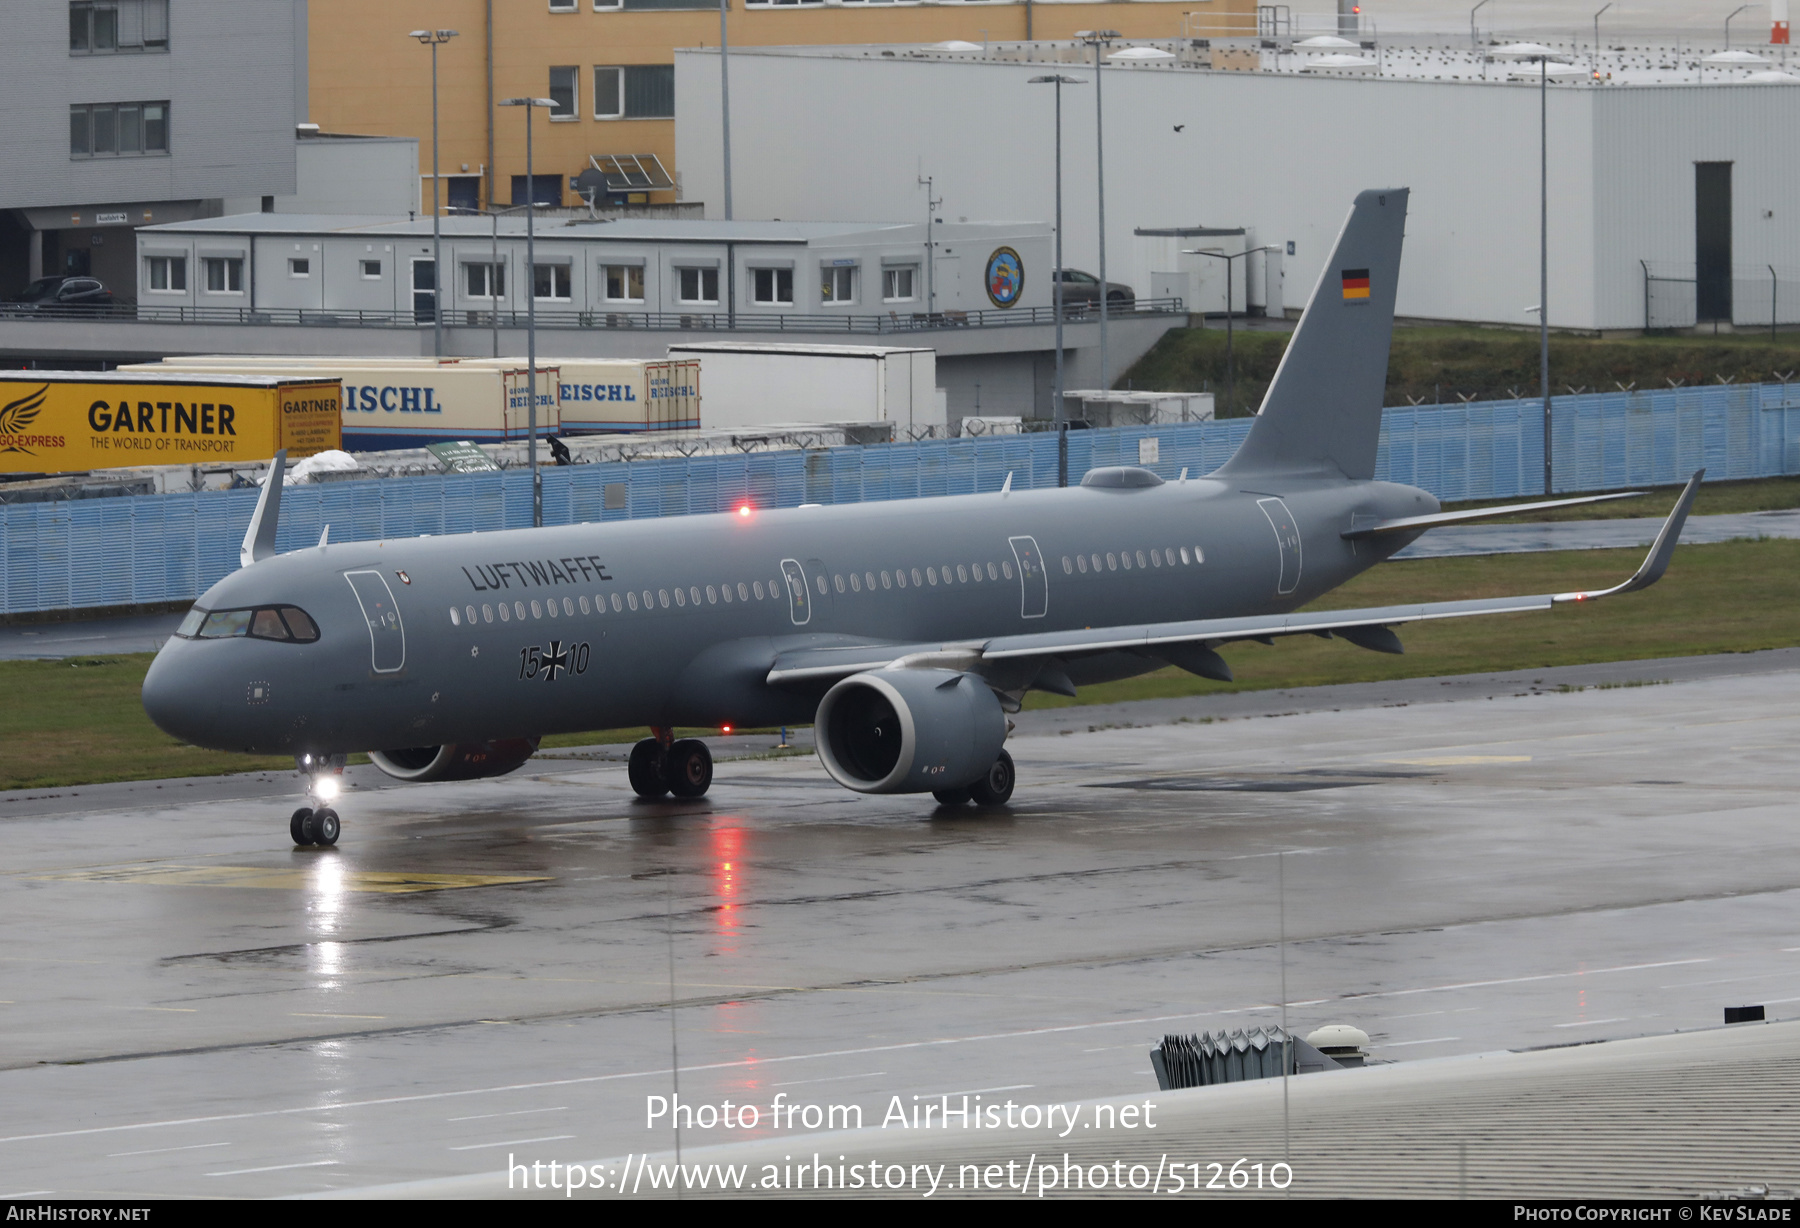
[1217, 189, 1408, 481]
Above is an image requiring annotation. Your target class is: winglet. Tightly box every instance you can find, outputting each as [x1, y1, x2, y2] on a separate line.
[1553, 469, 1704, 603]
[240, 450, 286, 569]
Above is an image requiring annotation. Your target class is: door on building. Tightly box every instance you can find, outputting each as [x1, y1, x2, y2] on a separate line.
[411, 258, 437, 324]
[62, 246, 92, 277]
[1695, 161, 1733, 324]
[933, 255, 959, 315]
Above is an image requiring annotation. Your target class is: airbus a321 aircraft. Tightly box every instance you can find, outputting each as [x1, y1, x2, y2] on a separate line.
[142, 189, 1702, 847]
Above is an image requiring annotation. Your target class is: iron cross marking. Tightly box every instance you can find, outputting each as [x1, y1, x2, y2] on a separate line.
[541, 641, 569, 682]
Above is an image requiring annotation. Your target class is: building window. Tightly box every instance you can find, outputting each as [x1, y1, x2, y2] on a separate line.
[676, 267, 718, 304]
[752, 268, 793, 305]
[883, 266, 918, 302]
[549, 66, 578, 120]
[360, 259, 382, 279]
[549, 0, 576, 9]
[821, 264, 857, 304]
[144, 255, 185, 292]
[289, 258, 310, 277]
[603, 265, 644, 301]
[746, 0, 825, 6]
[69, 101, 167, 158]
[592, 65, 674, 119]
[534, 264, 572, 300]
[70, 0, 169, 54]
[593, 67, 623, 119]
[202, 257, 243, 293]
[465, 262, 505, 298]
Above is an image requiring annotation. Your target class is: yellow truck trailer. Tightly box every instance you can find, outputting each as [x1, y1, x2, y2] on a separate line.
[0, 371, 341, 475]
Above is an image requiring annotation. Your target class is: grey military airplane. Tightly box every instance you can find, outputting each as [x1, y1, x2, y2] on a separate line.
[142, 189, 1702, 847]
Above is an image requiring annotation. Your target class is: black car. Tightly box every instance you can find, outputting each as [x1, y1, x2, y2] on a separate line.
[3, 276, 116, 313]
[1054, 268, 1135, 308]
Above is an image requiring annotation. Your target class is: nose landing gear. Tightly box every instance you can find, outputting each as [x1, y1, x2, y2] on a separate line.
[291, 753, 347, 847]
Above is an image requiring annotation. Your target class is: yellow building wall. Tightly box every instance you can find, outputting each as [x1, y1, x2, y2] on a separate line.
[308, 0, 1256, 211]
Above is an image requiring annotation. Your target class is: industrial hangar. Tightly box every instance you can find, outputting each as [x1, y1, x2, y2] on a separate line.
[675, 42, 1800, 332]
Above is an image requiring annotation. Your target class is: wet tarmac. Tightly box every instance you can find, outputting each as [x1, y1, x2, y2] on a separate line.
[1, 648, 1798, 1197]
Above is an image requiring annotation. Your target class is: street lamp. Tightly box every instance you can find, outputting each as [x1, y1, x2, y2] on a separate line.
[1029, 73, 1084, 487]
[410, 29, 459, 359]
[1494, 42, 1564, 493]
[499, 96, 556, 528]
[1182, 245, 1278, 416]
[1077, 30, 1119, 392]
[1592, 3, 1612, 74]
[447, 203, 536, 358]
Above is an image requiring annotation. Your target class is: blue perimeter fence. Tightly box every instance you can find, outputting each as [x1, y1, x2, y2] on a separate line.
[5, 382, 1798, 615]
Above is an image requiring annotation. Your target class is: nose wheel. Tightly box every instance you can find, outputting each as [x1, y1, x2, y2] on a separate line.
[291, 753, 347, 847]
[290, 806, 341, 847]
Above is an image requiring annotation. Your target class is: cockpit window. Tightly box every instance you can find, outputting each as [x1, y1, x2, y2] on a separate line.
[279, 607, 320, 642]
[180, 605, 320, 643]
[199, 610, 253, 639]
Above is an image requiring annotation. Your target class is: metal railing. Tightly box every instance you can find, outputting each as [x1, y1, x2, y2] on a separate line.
[0, 298, 1185, 334]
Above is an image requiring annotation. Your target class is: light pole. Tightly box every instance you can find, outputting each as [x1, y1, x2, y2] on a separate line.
[917, 173, 940, 315]
[1077, 30, 1118, 391]
[1497, 42, 1563, 492]
[1029, 73, 1084, 486]
[1470, 0, 1491, 52]
[449, 203, 534, 358]
[719, 0, 734, 219]
[1184, 245, 1278, 416]
[1726, 4, 1754, 50]
[1592, 3, 1611, 73]
[410, 29, 459, 359]
[499, 96, 556, 528]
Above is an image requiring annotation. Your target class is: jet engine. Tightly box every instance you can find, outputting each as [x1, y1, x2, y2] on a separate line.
[367, 738, 541, 783]
[815, 669, 1006, 794]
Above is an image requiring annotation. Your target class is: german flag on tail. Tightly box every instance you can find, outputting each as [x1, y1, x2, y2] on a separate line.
[1341, 268, 1371, 302]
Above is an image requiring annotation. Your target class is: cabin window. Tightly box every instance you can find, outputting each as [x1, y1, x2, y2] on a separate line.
[531, 600, 542, 618]
[706, 585, 717, 604]
[1003, 561, 1015, 580]
[626, 592, 638, 611]
[1062, 557, 1073, 574]
[1137, 550, 1150, 569]
[1195, 546, 1206, 564]
[754, 581, 766, 600]
[449, 607, 461, 626]
[834, 575, 845, 593]
[1106, 553, 1117, 571]
[737, 582, 749, 601]
[580, 595, 592, 614]
[926, 568, 938, 586]
[881, 571, 891, 589]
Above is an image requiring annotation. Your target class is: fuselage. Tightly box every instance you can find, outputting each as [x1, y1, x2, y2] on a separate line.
[141, 473, 1435, 758]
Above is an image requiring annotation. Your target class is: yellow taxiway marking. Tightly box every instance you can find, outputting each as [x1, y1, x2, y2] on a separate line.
[25, 865, 550, 894]
[1380, 755, 1533, 767]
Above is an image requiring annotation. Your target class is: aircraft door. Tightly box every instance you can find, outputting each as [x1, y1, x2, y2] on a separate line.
[1256, 497, 1303, 596]
[343, 570, 407, 673]
[780, 558, 811, 626]
[1008, 536, 1048, 619]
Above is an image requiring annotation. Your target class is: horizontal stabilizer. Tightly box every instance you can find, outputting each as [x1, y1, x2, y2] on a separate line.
[1343, 491, 1647, 539]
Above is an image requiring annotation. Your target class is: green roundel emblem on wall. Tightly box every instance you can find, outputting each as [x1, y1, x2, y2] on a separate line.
[985, 247, 1025, 308]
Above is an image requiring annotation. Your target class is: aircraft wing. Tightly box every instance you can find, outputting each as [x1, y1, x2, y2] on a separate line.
[766, 470, 1702, 689]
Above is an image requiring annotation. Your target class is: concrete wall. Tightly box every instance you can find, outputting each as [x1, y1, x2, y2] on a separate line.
[675, 50, 1800, 332]
[0, 0, 302, 212]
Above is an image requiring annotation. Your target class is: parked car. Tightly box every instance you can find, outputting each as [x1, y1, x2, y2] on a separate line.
[1053, 268, 1135, 307]
[2, 276, 116, 313]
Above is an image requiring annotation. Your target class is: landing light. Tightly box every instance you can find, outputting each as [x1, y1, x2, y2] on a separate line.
[738, 505, 752, 518]
[314, 777, 340, 800]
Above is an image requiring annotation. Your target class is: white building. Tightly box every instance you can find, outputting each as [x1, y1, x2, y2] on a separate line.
[133, 214, 1053, 322]
[675, 44, 1800, 332]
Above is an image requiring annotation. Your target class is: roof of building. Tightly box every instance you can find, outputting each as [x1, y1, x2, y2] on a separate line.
[140, 215, 1046, 244]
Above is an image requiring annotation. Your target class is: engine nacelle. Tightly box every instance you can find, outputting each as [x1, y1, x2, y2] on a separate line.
[815, 669, 1006, 794]
[367, 738, 540, 783]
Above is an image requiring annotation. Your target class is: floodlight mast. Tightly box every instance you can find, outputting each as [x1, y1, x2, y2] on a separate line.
[499, 96, 557, 527]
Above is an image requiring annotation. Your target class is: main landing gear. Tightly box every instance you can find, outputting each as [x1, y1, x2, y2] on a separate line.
[291, 752, 347, 847]
[933, 750, 1015, 808]
[629, 727, 714, 801]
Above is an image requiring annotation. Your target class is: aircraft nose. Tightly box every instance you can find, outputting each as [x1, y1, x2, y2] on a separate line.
[141, 639, 230, 750]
